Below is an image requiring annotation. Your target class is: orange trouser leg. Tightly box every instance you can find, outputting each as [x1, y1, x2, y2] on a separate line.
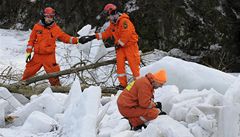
[22, 58, 42, 80]
[43, 55, 61, 86]
[118, 105, 159, 127]
[124, 44, 140, 79]
[116, 49, 127, 87]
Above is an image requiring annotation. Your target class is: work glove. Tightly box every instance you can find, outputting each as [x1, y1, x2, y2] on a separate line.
[155, 102, 167, 115]
[25, 52, 32, 63]
[155, 102, 162, 110]
[115, 44, 122, 50]
[78, 35, 96, 44]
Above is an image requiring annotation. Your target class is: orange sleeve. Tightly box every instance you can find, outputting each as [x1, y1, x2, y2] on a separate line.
[26, 24, 37, 53]
[96, 25, 112, 40]
[117, 19, 133, 46]
[56, 25, 78, 44]
[137, 82, 155, 108]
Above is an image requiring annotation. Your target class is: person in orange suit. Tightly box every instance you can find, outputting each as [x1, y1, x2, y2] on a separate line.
[117, 69, 167, 130]
[22, 7, 85, 86]
[79, 3, 140, 90]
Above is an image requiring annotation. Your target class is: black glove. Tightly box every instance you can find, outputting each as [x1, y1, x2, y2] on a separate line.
[78, 35, 96, 44]
[159, 111, 167, 115]
[155, 102, 162, 110]
[25, 52, 32, 63]
[155, 102, 167, 115]
[115, 44, 122, 50]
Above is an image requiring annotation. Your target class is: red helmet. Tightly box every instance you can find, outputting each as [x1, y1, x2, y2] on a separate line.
[43, 7, 55, 18]
[103, 3, 117, 15]
[96, 3, 117, 20]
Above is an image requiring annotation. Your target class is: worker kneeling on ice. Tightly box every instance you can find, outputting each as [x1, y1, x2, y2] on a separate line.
[117, 69, 167, 131]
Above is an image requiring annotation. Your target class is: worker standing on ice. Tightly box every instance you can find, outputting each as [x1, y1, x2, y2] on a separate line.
[22, 7, 86, 86]
[79, 3, 141, 90]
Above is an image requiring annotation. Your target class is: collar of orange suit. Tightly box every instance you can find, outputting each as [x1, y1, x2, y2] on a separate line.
[110, 13, 128, 25]
[145, 73, 155, 88]
[39, 19, 55, 28]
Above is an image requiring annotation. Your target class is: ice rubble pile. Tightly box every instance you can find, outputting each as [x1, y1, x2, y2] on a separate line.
[0, 57, 240, 137]
[0, 76, 239, 137]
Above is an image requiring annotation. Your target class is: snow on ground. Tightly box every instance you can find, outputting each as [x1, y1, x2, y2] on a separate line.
[0, 27, 115, 85]
[0, 29, 27, 71]
[1, 28, 240, 137]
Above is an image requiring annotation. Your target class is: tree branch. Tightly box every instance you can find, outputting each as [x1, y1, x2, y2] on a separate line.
[20, 59, 116, 85]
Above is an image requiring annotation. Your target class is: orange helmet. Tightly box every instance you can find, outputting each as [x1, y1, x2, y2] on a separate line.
[43, 7, 55, 18]
[152, 69, 167, 84]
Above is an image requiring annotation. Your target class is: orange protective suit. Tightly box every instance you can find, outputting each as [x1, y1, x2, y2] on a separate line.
[117, 73, 160, 128]
[96, 13, 140, 87]
[22, 20, 78, 86]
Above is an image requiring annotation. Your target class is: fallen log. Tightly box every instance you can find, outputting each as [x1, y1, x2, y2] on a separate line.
[0, 83, 117, 98]
[20, 59, 117, 86]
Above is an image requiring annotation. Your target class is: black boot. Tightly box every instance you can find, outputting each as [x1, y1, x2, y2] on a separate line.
[121, 117, 147, 131]
[132, 124, 147, 131]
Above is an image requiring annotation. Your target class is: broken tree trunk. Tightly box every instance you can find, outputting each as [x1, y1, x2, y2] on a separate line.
[1, 83, 117, 98]
[20, 59, 117, 86]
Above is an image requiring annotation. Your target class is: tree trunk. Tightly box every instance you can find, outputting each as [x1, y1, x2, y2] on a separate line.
[0, 83, 117, 98]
